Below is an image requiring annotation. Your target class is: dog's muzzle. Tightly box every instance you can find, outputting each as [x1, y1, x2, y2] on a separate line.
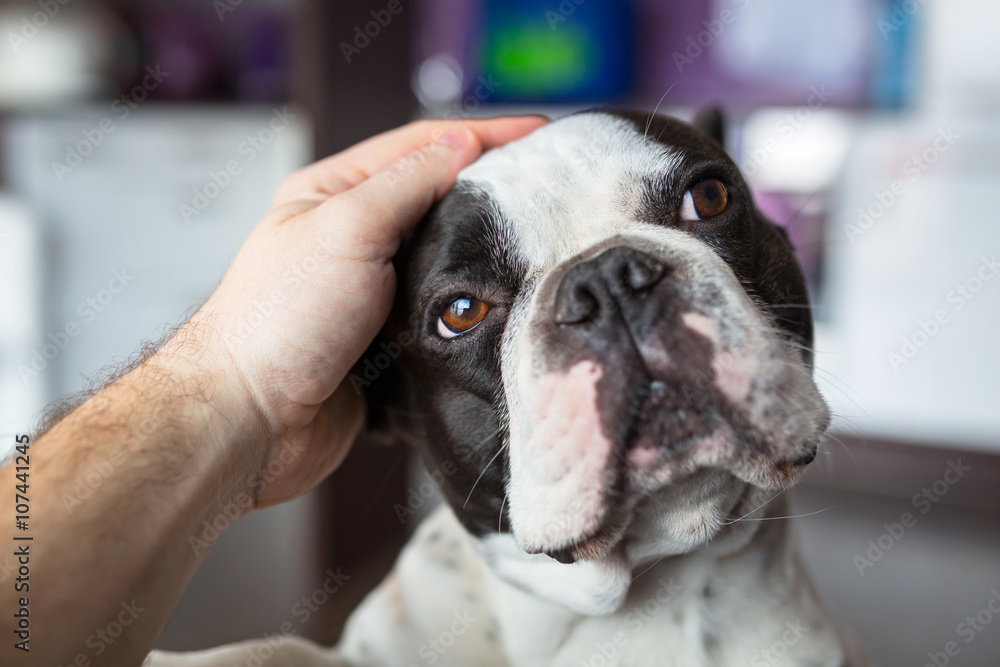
[505, 236, 827, 563]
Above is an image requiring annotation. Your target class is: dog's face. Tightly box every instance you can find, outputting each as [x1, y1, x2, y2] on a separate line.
[370, 110, 829, 613]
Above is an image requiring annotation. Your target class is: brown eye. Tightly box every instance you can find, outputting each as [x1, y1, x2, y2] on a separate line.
[437, 297, 490, 338]
[680, 179, 729, 220]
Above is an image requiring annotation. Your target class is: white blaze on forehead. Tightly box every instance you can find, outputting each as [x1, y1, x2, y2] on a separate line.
[458, 113, 680, 271]
[508, 361, 612, 551]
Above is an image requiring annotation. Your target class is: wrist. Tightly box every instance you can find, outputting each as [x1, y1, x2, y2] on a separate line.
[151, 321, 272, 505]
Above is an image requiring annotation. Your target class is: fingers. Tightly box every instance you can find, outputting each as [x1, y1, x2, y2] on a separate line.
[306, 126, 479, 258]
[465, 115, 551, 150]
[273, 116, 547, 207]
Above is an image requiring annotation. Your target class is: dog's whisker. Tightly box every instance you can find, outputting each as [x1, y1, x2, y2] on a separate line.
[643, 84, 675, 141]
[779, 340, 822, 357]
[779, 191, 821, 229]
[463, 433, 505, 509]
[821, 416, 873, 465]
[498, 491, 508, 538]
[811, 372, 878, 424]
[654, 105, 684, 144]
[760, 355, 876, 424]
[720, 487, 787, 525]
[630, 553, 669, 584]
[829, 415, 869, 445]
[820, 431, 856, 464]
[731, 506, 834, 523]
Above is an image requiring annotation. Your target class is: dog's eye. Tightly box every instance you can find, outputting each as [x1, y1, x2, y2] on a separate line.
[680, 179, 729, 220]
[437, 297, 490, 338]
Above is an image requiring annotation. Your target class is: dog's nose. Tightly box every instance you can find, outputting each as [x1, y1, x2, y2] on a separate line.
[554, 247, 666, 324]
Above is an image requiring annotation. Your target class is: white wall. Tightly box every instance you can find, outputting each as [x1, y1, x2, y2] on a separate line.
[1, 106, 324, 647]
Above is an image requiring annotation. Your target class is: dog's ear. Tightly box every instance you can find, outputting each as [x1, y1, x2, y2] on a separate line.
[350, 230, 423, 446]
[690, 107, 726, 150]
[350, 305, 420, 445]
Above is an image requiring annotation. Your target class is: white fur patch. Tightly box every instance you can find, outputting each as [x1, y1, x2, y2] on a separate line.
[459, 113, 680, 273]
[509, 361, 613, 553]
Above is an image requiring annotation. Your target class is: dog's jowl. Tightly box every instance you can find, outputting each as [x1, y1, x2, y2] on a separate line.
[149, 110, 871, 666]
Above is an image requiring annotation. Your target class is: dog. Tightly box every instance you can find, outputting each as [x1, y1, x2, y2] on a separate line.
[150, 110, 871, 666]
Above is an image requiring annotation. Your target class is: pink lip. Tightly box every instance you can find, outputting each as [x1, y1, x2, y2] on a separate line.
[626, 439, 661, 468]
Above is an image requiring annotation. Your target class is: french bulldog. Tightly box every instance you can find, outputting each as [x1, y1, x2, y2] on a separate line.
[150, 109, 870, 667]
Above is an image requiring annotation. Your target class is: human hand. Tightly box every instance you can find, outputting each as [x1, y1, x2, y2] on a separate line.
[165, 116, 547, 509]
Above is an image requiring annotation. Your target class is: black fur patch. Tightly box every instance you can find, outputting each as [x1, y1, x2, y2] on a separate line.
[356, 110, 816, 538]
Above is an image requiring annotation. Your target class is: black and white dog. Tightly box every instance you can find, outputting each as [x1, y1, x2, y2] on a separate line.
[152, 110, 870, 666]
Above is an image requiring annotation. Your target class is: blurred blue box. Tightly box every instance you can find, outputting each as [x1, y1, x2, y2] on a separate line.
[476, 0, 634, 103]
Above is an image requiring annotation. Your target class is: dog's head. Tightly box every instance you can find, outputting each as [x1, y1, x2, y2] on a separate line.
[364, 110, 829, 613]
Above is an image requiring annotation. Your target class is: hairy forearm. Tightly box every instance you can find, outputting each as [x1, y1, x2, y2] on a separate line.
[0, 328, 267, 666]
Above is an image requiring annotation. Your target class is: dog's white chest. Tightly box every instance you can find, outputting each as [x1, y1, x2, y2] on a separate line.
[148, 505, 858, 667]
[338, 506, 853, 667]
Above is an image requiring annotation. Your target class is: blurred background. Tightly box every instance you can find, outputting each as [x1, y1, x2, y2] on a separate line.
[0, 0, 998, 663]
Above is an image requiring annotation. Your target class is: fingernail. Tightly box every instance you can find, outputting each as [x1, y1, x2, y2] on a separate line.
[436, 127, 471, 149]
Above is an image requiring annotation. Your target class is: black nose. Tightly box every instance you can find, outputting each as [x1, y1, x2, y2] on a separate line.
[554, 247, 667, 325]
